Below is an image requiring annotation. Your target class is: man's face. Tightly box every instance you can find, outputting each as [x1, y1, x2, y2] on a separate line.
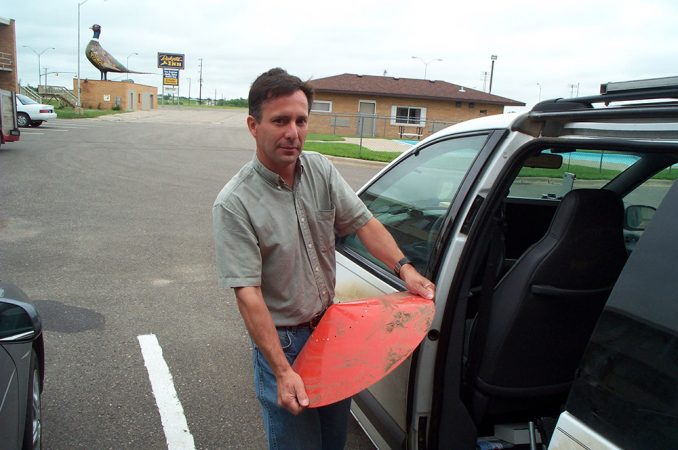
[247, 90, 309, 174]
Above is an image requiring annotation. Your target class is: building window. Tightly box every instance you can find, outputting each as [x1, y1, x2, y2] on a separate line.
[391, 105, 427, 125]
[311, 100, 332, 112]
[469, 102, 475, 109]
[455, 101, 462, 108]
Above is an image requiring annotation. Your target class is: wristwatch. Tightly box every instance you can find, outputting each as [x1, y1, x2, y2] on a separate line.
[394, 257, 412, 277]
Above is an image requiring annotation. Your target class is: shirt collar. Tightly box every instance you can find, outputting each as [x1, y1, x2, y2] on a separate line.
[252, 154, 305, 189]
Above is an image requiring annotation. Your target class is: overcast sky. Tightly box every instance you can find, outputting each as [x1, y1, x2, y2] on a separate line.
[6, 0, 678, 112]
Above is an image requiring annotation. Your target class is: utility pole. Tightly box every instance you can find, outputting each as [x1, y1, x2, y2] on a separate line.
[568, 83, 580, 97]
[198, 58, 203, 105]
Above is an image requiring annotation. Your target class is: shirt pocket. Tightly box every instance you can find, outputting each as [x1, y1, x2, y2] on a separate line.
[315, 208, 336, 253]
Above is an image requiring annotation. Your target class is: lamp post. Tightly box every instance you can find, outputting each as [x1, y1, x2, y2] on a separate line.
[198, 58, 203, 105]
[186, 77, 192, 104]
[76, 0, 90, 110]
[126, 52, 138, 73]
[537, 82, 542, 102]
[411, 56, 442, 80]
[23, 46, 54, 87]
[488, 55, 498, 93]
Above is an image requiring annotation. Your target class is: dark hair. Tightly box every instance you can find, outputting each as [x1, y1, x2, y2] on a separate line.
[248, 68, 314, 121]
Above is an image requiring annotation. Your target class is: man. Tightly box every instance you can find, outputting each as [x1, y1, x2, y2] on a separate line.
[213, 68, 435, 449]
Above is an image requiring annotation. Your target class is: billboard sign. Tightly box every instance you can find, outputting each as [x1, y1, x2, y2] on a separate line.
[157, 53, 185, 69]
[163, 69, 179, 86]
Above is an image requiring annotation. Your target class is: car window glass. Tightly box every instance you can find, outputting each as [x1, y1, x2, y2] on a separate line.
[509, 149, 641, 200]
[623, 165, 676, 210]
[0, 302, 33, 340]
[16, 94, 37, 105]
[340, 134, 489, 274]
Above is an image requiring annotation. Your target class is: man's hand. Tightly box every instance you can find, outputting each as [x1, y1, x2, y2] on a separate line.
[276, 368, 310, 415]
[400, 264, 435, 300]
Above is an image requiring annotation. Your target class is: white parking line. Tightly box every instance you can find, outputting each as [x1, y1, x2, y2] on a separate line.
[137, 334, 196, 450]
[30, 128, 69, 132]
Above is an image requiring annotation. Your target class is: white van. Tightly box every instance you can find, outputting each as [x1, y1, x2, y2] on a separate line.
[334, 77, 678, 449]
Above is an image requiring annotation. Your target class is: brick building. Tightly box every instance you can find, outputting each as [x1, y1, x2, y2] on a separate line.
[74, 79, 157, 111]
[0, 17, 18, 92]
[308, 74, 524, 139]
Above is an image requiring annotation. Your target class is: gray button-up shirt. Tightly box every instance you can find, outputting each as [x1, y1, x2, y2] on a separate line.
[213, 152, 372, 326]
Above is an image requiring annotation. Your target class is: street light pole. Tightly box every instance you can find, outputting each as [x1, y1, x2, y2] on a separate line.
[126, 52, 138, 73]
[488, 55, 498, 93]
[198, 58, 203, 105]
[77, 0, 90, 110]
[537, 82, 542, 102]
[23, 46, 55, 87]
[411, 56, 442, 80]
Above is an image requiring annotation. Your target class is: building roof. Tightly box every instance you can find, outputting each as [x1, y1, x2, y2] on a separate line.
[309, 73, 525, 107]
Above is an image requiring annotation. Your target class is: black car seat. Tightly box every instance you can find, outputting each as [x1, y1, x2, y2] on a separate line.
[465, 188, 628, 426]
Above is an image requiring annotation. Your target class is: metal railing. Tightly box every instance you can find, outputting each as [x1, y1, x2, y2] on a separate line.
[38, 85, 78, 107]
[19, 85, 41, 102]
[310, 112, 457, 140]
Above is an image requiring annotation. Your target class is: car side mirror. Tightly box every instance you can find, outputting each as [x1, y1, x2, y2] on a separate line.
[624, 205, 656, 231]
[0, 300, 40, 342]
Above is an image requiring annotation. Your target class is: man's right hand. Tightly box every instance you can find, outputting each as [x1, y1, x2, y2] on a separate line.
[276, 368, 310, 415]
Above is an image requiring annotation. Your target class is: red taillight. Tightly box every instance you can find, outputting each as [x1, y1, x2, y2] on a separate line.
[39, 109, 52, 113]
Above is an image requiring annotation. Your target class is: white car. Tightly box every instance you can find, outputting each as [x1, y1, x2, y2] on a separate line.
[335, 77, 678, 449]
[15, 94, 56, 127]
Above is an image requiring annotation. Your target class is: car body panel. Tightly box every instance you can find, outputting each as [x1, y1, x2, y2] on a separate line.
[0, 282, 44, 450]
[15, 94, 57, 125]
[549, 412, 621, 450]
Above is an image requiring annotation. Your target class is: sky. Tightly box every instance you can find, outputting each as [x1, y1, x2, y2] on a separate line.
[6, 0, 678, 112]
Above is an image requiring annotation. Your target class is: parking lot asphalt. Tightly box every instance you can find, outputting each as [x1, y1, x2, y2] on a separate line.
[0, 107, 379, 449]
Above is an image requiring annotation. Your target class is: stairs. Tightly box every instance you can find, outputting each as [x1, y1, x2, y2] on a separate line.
[19, 85, 41, 102]
[38, 85, 78, 107]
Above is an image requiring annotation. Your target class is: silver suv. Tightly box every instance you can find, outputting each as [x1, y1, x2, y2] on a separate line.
[335, 77, 678, 449]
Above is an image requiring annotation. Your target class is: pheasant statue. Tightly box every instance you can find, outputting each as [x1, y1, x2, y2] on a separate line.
[85, 24, 146, 80]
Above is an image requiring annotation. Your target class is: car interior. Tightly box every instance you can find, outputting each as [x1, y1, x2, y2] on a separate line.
[435, 143, 678, 449]
[337, 134, 678, 449]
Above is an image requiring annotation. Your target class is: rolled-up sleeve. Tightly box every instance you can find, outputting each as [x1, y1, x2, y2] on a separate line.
[212, 202, 262, 288]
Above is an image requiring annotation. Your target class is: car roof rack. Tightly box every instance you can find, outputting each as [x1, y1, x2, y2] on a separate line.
[513, 76, 678, 136]
[534, 76, 678, 111]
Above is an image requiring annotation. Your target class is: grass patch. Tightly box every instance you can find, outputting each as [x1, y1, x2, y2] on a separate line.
[306, 134, 346, 142]
[53, 107, 123, 119]
[303, 141, 399, 163]
[520, 163, 678, 181]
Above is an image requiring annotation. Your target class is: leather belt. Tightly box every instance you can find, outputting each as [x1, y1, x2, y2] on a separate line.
[278, 309, 326, 330]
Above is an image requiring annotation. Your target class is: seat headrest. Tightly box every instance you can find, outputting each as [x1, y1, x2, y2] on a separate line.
[549, 189, 623, 238]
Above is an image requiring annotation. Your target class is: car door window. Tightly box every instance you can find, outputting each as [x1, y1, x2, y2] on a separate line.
[340, 134, 489, 274]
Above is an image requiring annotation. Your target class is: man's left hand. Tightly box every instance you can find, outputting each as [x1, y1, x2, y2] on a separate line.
[400, 264, 435, 300]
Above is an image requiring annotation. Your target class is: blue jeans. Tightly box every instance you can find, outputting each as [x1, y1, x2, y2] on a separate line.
[252, 326, 351, 450]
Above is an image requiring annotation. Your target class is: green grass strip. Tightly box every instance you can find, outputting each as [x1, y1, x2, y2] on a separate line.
[520, 164, 678, 181]
[306, 134, 346, 142]
[303, 141, 399, 163]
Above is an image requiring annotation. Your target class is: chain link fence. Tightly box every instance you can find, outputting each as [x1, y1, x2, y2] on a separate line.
[310, 112, 458, 141]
